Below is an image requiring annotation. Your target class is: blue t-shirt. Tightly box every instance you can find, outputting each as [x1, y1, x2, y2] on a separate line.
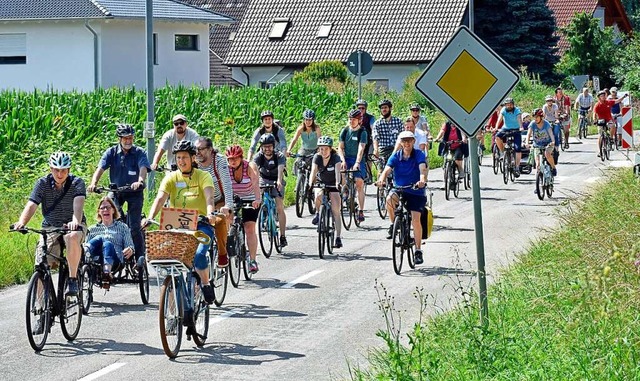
[501, 106, 522, 130]
[99, 144, 151, 187]
[387, 149, 426, 196]
[528, 120, 553, 147]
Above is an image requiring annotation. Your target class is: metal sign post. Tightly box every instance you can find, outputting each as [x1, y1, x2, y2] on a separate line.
[347, 50, 373, 100]
[358, 50, 363, 100]
[145, 0, 156, 194]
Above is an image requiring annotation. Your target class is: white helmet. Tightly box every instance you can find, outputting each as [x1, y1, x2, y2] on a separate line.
[49, 152, 72, 169]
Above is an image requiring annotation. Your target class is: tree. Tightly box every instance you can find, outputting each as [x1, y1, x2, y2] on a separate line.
[611, 33, 640, 91]
[474, 0, 559, 83]
[621, 0, 640, 30]
[555, 12, 619, 87]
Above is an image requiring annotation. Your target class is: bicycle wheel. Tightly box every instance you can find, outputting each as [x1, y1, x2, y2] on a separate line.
[211, 253, 228, 307]
[60, 270, 82, 342]
[294, 175, 305, 218]
[536, 171, 545, 200]
[229, 230, 242, 288]
[139, 262, 150, 305]
[502, 154, 510, 184]
[159, 276, 182, 358]
[444, 164, 451, 201]
[598, 135, 606, 161]
[192, 282, 210, 347]
[25, 272, 50, 351]
[326, 206, 335, 255]
[406, 218, 416, 270]
[318, 204, 326, 259]
[258, 204, 273, 258]
[391, 216, 404, 275]
[452, 165, 460, 198]
[546, 179, 554, 198]
[559, 132, 565, 151]
[463, 158, 470, 190]
[306, 185, 316, 215]
[478, 145, 484, 166]
[80, 265, 92, 315]
[376, 185, 388, 219]
[341, 191, 352, 230]
[509, 152, 516, 182]
[351, 184, 362, 228]
[492, 146, 499, 175]
[605, 137, 611, 160]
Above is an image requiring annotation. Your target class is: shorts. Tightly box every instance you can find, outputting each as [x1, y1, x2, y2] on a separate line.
[452, 146, 465, 160]
[532, 145, 554, 156]
[314, 186, 339, 199]
[35, 226, 87, 266]
[344, 157, 366, 179]
[240, 206, 259, 223]
[496, 128, 522, 152]
[389, 190, 427, 213]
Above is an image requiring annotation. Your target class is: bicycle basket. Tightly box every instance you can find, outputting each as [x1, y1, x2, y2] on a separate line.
[145, 231, 200, 266]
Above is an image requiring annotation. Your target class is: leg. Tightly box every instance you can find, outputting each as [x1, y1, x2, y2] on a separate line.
[411, 211, 422, 250]
[495, 137, 505, 152]
[330, 192, 342, 237]
[355, 177, 366, 211]
[385, 192, 399, 224]
[193, 223, 214, 284]
[545, 148, 556, 168]
[244, 221, 258, 261]
[276, 197, 287, 236]
[64, 230, 84, 278]
[213, 215, 228, 264]
[124, 194, 145, 261]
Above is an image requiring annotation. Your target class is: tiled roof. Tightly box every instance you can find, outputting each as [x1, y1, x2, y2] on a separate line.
[225, 0, 468, 66]
[546, 0, 598, 53]
[182, 1, 247, 58]
[0, 0, 233, 23]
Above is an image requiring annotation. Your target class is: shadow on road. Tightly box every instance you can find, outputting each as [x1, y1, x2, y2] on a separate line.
[37, 337, 164, 358]
[402, 266, 475, 277]
[433, 226, 474, 232]
[232, 277, 318, 290]
[212, 303, 308, 319]
[173, 341, 305, 365]
[83, 300, 158, 318]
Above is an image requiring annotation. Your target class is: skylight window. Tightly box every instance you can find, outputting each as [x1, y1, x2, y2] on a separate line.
[317, 22, 332, 38]
[269, 18, 290, 40]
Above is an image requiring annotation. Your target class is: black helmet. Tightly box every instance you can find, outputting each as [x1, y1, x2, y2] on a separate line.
[355, 99, 368, 107]
[261, 110, 274, 119]
[303, 109, 316, 120]
[348, 109, 362, 119]
[116, 123, 135, 137]
[259, 133, 276, 146]
[171, 140, 196, 155]
[378, 99, 392, 108]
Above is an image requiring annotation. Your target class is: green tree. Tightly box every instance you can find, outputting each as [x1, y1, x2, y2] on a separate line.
[555, 12, 619, 87]
[474, 0, 559, 83]
[621, 0, 640, 30]
[611, 33, 640, 91]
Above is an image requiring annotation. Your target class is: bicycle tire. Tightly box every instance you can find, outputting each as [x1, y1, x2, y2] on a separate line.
[306, 185, 316, 215]
[463, 158, 471, 190]
[599, 135, 606, 161]
[492, 146, 499, 175]
[242, 253, 253, 281]
[444, 164, 451, 201]
[340, 192, 352, 230]
[406, 218, 415, 270]
[211, 254, 228, 307]
[139, 262, 150, 305]
[60, 269, 82, 342]
[536, 171, 545, 200]
[351, 183, 362, 228]
[326, 206, 335, 255]
[546, 179, 553, 198]
[478, 145, 483, 166]
[318, 205, 326, 259]
[294, 175, 305, 218]
[80, 265, 92, 315]
[192, 283, 210, 347]
[391, 216, 404, 275]
[509, 151, 516, 182]
[559, 132, 565, 151]
[376, 185, 387, 219]
[452, 165, 460, 198]
[258, 204, 273, 258]
[605, 137, 611, 160]
[229, 229, 242, 288]
[502, 153, 510, 185]
[159, 276, 182, 358]
[26, 271, 50, 351]
[273, 209, 282, 254]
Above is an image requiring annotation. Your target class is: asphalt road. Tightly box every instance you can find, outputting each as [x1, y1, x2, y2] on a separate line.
[0, 136, 634, 381]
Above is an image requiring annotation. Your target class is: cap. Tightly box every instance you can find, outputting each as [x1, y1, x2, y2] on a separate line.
[172, 114, 187, 123]
[398, 131, 415, 140]
[610, 87, 618, 92]
[521, 112, 531, 120]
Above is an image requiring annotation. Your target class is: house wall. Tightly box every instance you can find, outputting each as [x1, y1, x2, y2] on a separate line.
[0, 21, 94, 91]
[231, 66, 284, 86]
[594, 7, 605, 29]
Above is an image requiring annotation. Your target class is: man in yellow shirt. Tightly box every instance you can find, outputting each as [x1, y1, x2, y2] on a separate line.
[144, 141, 229, 304]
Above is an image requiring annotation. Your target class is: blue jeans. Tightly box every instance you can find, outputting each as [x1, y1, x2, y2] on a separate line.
[114, 192, 145, 261]
[87, 237, 122, 269]
[193, 221, 214, 271]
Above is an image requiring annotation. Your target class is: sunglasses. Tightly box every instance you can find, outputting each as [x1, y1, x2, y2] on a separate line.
[99, 206, 112, 210]
[357, 107, 366, 110]
[173, 121, 185, 126]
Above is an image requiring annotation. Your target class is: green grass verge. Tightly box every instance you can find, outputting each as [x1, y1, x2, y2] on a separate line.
[352, 170, 640, 380]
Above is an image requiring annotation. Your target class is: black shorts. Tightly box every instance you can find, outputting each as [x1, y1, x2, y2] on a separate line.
[240, 207, 259, 223]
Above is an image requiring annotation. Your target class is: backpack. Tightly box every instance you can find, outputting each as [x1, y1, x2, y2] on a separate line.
[437, 122, 469, 157]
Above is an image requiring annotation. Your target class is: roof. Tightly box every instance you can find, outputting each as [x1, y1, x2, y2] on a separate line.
[224, 0, 468, 66]
[0, 0, 233, 23]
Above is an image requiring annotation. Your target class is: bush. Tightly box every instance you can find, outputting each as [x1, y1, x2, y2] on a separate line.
[293, 60, 350, 84]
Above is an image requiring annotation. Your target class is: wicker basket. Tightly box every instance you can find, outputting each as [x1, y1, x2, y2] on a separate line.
[146, 230, 200, 266]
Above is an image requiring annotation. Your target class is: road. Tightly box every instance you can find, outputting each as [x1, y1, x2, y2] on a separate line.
[0, 137, 634, 381]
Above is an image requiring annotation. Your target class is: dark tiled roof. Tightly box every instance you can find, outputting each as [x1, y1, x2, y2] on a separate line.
[0, 0, 233, 23]
[225, 0, 468, 66]
[546, 0, 598, 54]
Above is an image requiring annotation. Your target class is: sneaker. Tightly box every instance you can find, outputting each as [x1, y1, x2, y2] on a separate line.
[479, 144, 486, 151]
[101, 272, 111, 291]
[551, 168, 557, 177]
[341, 187, 349, 202]
[249, 260, 259, 274]
[357, 210, 365, 222]
[514, 169, 520, 178]
[201, 284, 214, 305]
[280, 236, 288, 247]
[217, 254, 229, 267]
[66, 278, 78, 297]
[334, 237, 343, 248]
[499, 151, 505, 160]
[597, 153, 601, 158]
[386, 225, 393, 239]
[414, 250, 424, 265]
[32, 314, 45, 335]
[311, 214, 319, 225]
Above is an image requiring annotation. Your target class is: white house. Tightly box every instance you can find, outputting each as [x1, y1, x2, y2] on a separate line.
[0, 0, 233, 91]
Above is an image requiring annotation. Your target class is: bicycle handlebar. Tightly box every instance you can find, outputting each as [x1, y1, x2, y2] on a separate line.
[9, 225, 80, 235]
[289, 153, 315, 159]
[94, 183, 145, 194]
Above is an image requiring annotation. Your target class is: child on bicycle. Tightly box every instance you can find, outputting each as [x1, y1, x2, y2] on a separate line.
[524, 108, 557, 177]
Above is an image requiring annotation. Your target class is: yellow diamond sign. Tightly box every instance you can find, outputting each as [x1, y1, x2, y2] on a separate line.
[437, 50, 497, 114]
[415, 26, 519, 136]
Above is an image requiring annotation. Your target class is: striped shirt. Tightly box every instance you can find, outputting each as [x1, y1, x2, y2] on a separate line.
[200, 153, 234, 208]
[86, 221, 134, 261]
[372, 116, 403, 149]
[576, 93, 594, 109]
[228, 160, 256, 201]
[29, 174, 86, 227]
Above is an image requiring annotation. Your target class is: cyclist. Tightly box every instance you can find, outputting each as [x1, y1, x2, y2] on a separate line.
[495, 97, 524, 176]
[608, 87, 623, 147]
[226, 145, 262, 274]
[286, 109, 321, 175]
[85, 197, 135, 290]
[338, 108, 368, 222]
[593, 90, 629, 157]
[253, 133, 288, 247]
[355, 99, 376, 184]
[308, 136, 343, 248]
[434, 120, 467, 180]
[376, 131, 427, 265]
[486, 104, 504, 154]
[248, 110, 287, 161]
[13, 152, 86, 297]
[143, 140, 229, 305]
[408, 103, 429, 133]
[87, 123, 150, 265]
[372, 99, 403, 169]
[574, 87, 594, 126]
[194, 137, 234, 213]
[151, 114, 199, 171]
[555, 87, 572, 149]
[525, 108, 557, 177]
[394, 117, 430, 179]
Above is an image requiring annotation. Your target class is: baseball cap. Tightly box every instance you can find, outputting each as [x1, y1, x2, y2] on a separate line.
[398, 131, 415, 140]
[172, 114, 188, 123]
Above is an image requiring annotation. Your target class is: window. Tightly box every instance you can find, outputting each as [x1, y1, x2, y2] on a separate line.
[153, 33, 158, 65]
[228, 32, 236, 41]
[0, 33, 26, 65]
[175, 34, 198, 51]
[269, 19, 290, 40]
[317, 22, 332, 38]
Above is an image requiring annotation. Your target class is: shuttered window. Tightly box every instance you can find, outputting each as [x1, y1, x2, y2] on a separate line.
[0, 33, 26, 64]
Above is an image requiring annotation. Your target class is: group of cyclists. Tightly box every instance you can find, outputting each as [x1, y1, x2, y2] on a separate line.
[12, 85, 631, 308]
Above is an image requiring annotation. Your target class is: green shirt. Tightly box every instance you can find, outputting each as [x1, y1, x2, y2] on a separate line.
[339, 127, 367, 158]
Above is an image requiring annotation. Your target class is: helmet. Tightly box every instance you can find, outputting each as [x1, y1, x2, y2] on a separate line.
[49, 152, 72, 169]
[317, 136, 333, 147]
[303, 109, 316, 120]
[225, 144, 244, 159]
[597, 90, 606, 97]
[171, 140, 196, 155]
[504, 97, 515, 105]
[378, 99, 392, 108]
[116, 123, 134, 137]
[259, 133, 276, 146]
[260, 110, 274, 119]
[610, 87, 618, 93]
[355, 99, 368, 107]
[409, 103, 421, 111]
[532, 108, 544, 118]
[348, 109, 362, 119]
[544, 95, 554, 102]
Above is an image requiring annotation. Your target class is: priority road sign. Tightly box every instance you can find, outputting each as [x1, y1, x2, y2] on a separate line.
[415, 25, 519, 137]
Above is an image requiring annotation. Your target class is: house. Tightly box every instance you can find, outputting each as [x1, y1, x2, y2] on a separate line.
[222, 0, 469, 92]
[0, 0, 232, 91]
[546, 0, 633, 54]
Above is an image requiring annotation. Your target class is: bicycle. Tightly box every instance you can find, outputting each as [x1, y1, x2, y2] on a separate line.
[290, 153, 316, 218]
[491, 139, 502, 175]
[557, 114, 568, 151]
[200, 216, 229, 307]
[146, 221, 212, 358]
[389, 185, 421, 275]
[441, 140, 462, 200]
[612, 113, 622, 150]
[228, 196, 256, 287]
[340, 169, 363, 229]
[314, 184, 336, 259]
[462, 154, 471, 190]
[577, 109, 589, 140]
[258, 184, 282, 258]
[368, 154, 392, 220]
[596, 119, 613, 161]
[533, 145, 555, 200]
[501, 132, 517, 185]
[10, 225, 83, 352]
[82, 184, 150, 313]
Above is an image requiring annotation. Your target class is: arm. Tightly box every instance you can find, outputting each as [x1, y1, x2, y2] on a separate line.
[377, 165, 393, 185]
[151, 148, 165, 170]
[247, 162, 262, 209]
[517, 114, 523, 129]
[614, 94, 629, 104]
[496, 113, 504, 130]
[308, 163, 319, 188]
[133, 166, 148, 191]
[146, 191, 169, 221]
[203, 186, 216, 217]
[247, 130, 260, 161]
[337, 141, 346, 168]
[278, 129, 287, 152]
[355, 143, 366, 168]
[417, 162, 427, 188]
[121, 224, 135, 259]
[525, 128, 532, 147]
[286, 126, 303, 156]
[68, 196, 85, 231]
[277, 164, 285, 192]
[88, 167, 105, 192]
[217, 156, 234, 210]
[14, 201, 38, 229]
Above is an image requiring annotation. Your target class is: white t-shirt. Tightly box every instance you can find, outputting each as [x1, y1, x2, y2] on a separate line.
[158, 127, 200, 167]
[396, 128, 428, 151]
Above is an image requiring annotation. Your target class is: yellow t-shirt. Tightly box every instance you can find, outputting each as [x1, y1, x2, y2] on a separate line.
[159, 169, 214, 215]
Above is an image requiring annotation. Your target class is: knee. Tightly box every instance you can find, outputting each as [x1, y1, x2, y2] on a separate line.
[193, 250, 209, 270]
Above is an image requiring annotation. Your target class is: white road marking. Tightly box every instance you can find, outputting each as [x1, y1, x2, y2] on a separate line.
[77, 363, 126, 381]
[609, 160, 634, 168]
[585, 176, 601, 184]
[554, 176, 569, 182]
[210, 308, 243, 324]
[281, 270, 324, 289]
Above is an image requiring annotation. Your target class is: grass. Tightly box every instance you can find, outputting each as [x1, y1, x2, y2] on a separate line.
[351, 169, 640, 380]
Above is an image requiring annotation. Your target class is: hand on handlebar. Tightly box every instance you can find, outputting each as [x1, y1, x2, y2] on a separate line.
[131, 181, 144, 191]
[88, 184, 97, 193]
